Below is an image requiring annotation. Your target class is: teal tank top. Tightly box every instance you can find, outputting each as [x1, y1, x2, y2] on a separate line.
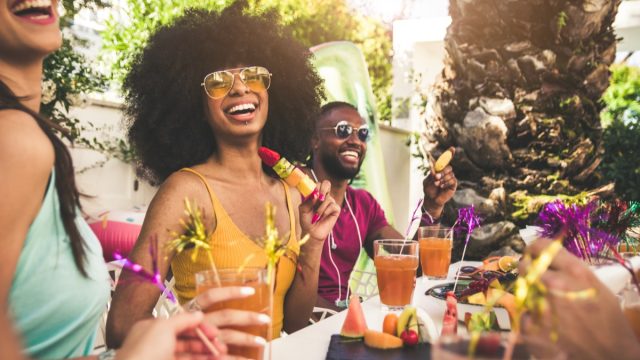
[9, 170, 110, 359]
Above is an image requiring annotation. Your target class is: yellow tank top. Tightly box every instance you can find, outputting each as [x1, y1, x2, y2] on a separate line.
[171, 168, 299, 338]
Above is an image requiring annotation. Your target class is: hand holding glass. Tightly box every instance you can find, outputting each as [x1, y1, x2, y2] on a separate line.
[195, 268, 271, 360]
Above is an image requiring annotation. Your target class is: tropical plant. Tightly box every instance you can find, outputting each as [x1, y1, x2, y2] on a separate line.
[100, 0, 392, 121]
[101, 0, 232, 85]
[600, 64, 640, 201]
[43, 1, 107, 125]
[41, 0, 136, 166]
[419, 0, 622, 256]
[42, 38, 105, 138]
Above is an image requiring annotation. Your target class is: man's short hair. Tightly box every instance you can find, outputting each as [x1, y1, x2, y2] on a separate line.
[315, 101, 358, 124]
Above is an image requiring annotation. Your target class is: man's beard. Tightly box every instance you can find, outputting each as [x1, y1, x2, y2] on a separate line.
[319, 151, 363, 180]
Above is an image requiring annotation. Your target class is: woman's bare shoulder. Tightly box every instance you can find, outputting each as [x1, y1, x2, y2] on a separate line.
[0, 109, 54, 177]
[159, 169, 210, 197]
[143, 168, 216, 226]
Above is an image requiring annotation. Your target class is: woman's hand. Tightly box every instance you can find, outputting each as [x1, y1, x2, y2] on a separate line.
[117, 311, 226, 360]
[298, 180, 340, 243]
[520, 238, 640, 360]
[190, 286, 272, 352]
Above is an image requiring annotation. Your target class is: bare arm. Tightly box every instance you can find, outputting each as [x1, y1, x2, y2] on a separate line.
[0, 111, 55, 360]
[106, 172, 206, 348]
[364, 225, 404, 259]
[0, 113, 226, 360]
[283, 181, 339, 333]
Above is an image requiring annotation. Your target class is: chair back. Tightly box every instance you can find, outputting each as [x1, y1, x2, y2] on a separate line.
[349, 268, 378, 300]
[309, 306, 339, 325]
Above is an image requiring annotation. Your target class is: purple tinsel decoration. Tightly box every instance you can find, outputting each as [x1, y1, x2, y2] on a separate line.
[452, 205, 482, 292]
[536, 200, 620, 260]
[113, 237, 175, 302]
[455, 205, 482, 244]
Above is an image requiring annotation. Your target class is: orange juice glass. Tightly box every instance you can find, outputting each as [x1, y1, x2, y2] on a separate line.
[195, 268, 270, 360]
[624, 305, 640, 341]
[621, 285, 640, 341]
[418, 226, 453, 279]
[374, 239, 419, 310]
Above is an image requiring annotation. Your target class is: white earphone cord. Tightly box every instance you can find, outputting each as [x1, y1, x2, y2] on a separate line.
[343, 197, 362, 303]
[309, 170, 362, 305]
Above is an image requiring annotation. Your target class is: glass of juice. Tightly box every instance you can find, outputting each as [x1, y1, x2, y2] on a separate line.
[418, 225, 453, 280]
[621, 282, 640, 341]
[195, 267, 271, 360]
[373, 239, 419, 310]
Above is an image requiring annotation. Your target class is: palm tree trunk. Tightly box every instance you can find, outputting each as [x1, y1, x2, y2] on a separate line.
[424, 0, 621, 258]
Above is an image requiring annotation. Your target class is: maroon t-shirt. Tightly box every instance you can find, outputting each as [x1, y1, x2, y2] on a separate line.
[318, 186, 389, 304]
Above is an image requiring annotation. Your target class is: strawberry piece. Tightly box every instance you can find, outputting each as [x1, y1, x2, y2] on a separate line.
[258, 146, 280, 166]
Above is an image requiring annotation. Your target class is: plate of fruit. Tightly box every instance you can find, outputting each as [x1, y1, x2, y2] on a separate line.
[425, 256, 519, 312]
[327, 296, 438, 359]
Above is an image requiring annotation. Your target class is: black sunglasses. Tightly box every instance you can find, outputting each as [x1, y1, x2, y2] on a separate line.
[320, 120, 370, 142]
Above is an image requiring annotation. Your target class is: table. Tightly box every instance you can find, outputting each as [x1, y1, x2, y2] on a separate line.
[272, 262, 510, 360]
[271, 257, 640, 360]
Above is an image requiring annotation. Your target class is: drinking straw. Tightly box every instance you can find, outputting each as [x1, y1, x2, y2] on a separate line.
[405, 198, 424, 240]
[452, 206, 481, 293]
[260, 202, 309, 360]
[167, 198, 221, 286]
[398, 198, 424, 253]
[113, 242, 219, 356]
[262, 202, 278, 360]
[173, 307, 220, 356]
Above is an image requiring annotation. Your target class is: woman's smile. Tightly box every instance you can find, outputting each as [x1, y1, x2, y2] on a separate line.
[10, 0, 57, 26]
[223, 100, 259, 123]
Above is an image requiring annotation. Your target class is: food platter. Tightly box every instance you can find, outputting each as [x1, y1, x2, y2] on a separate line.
[424, 280, 506, 308]
[424, 280, 472, 302]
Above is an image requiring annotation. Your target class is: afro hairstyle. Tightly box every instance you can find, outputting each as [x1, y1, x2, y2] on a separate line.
[125, 1, 325, 183]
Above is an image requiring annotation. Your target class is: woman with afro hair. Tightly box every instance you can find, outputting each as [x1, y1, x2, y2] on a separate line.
[106, 1, 340, 353]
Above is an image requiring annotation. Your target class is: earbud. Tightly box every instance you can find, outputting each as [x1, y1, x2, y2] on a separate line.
[331, 242, 337, 250]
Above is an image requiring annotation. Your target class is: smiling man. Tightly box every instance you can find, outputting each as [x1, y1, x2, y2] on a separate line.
[306, 101, 458, 310]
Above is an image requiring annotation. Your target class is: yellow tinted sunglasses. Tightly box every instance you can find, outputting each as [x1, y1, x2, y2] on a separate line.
[201, 66, 272, 99]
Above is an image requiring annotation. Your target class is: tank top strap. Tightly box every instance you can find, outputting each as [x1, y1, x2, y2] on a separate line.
[179, 167, 297, 245]
[178, 168, 229, 224]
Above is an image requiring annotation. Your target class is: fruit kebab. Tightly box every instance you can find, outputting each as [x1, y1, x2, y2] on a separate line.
[258, 146, 319, 199]
[441, 291, 458, 336]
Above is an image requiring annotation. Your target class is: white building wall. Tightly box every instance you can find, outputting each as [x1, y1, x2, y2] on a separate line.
[378, 125, 412, 232]
[69, 100, 156, 216]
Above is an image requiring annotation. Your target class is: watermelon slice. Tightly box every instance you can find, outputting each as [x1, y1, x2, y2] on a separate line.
[441, 291, 458, 336]
[340, 295, 368, 338]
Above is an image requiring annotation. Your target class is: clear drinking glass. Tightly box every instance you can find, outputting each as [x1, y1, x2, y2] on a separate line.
[195, 267, 271, 360]
[418, 225, 453, 280]
[621, 281, 640, 341]
[373, 239, 419, 310]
